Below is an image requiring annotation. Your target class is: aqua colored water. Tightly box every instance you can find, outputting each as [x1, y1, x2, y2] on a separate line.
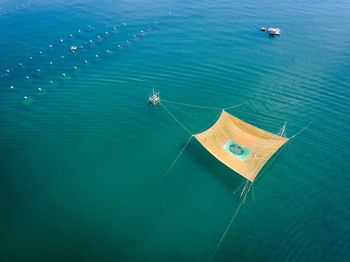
[0, 0, 349, 261]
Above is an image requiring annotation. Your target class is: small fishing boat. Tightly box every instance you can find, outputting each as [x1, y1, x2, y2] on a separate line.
[70, 45, 78, 52]
[268, 27, 281, 36]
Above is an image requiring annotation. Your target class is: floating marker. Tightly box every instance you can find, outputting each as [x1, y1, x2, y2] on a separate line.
[78, 29, 81, 33]
[113, 26, 117, 30]
[49, 80, 54, 84]
[89, 40, 93, 43]
[95, 54, 99, 58]
[23, 96, 33, 105]
[49, 61, 53, 65]
[73, 66, 77, 70]
[38, 88, 42, 92]
[123, 22, 126, 26]
[26, 76, 30, 79]
[49, 44, 53, 48]
[60, 39, 64, 42]
[10, 85, 14, 89]
[29, 56, 33, 60]
[84, 60, 88, 63]
[69, 34, 73, 37]
[39, 51, 43, 54]
[61, 55, 65, 59]
[6, 69, 10, 73]
[106, 49, 111, 53]
[37, 69, 41, 72]
[97, 35, 101, 39]
[19, 63, 23, 66]
[141, 30, 144, 33]
[169, 11, 172, 15]
[105, 31, 108, 35]
[118, 45, 121, 48]
[62, 73, 66, 77]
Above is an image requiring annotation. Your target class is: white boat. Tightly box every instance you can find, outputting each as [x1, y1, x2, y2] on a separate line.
[70, 45, 78, 52]
[268, 27, 281, 36]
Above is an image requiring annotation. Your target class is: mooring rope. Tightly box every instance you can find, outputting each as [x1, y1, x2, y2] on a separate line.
[162, 99, 246, 113]
[162, 99, 222, 110]
[232, 181, 246, 196]
[160, 103, 193, 135]
[210, 199, 244, 261]
[163, 135, 193, 178]
[289, 121, 313, 140]
[223, 102, 246, 111]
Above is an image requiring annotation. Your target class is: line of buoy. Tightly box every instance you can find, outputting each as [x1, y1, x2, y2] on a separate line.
[1, 24, 96, 79]
[5, 20, 159, 105]
[3, 24, 123, 84]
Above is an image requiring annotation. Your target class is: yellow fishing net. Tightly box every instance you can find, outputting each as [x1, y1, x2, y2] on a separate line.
[194, 111, 288, 181]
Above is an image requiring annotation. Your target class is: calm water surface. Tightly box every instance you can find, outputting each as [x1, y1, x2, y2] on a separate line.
[0, 0, 349, 261]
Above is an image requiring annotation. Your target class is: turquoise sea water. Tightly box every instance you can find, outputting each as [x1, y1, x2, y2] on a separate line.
[0, 0, 349, 261]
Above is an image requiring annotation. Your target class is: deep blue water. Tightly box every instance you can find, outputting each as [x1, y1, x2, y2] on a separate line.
[0, 0, 349, 261]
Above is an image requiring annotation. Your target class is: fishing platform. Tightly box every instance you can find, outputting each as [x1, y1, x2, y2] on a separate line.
[148, 89, 160, 106]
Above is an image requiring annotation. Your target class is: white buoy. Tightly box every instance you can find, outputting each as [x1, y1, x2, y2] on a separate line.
[24, 96, 28, 100]
[26, 76, 30, 79]
[123, 22, 126, 26]
[169, 11, 172, 15]
[73, 66, 77, 70]
[49, 44, 53, 48]
[49, 80, 54, 84]
[105, 31, 108, 35]
[113, 26, 117, 30]
[97, 35, 101, 38]
[78, 29, 81, 33]
[95, 54, 99, 58]
[69, 34, 73, 37]
[106, 49, 110, 53]
[6, 69, 10, 73]
[19, 63, 23, 66]
[84, 60, 88, 63]
[89, 40, 93, 43]
[39, 51, 42, 54]
[61, 55, 65, 59]
[38, 88, 42, 92]
[10, 85, 14, 89]
[29, 56, 33, 60]
[60, 39, 64, 42]
[49, 61, 53, 65]
[37, 69, 40, 72]
[62, 73, 66, 77]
